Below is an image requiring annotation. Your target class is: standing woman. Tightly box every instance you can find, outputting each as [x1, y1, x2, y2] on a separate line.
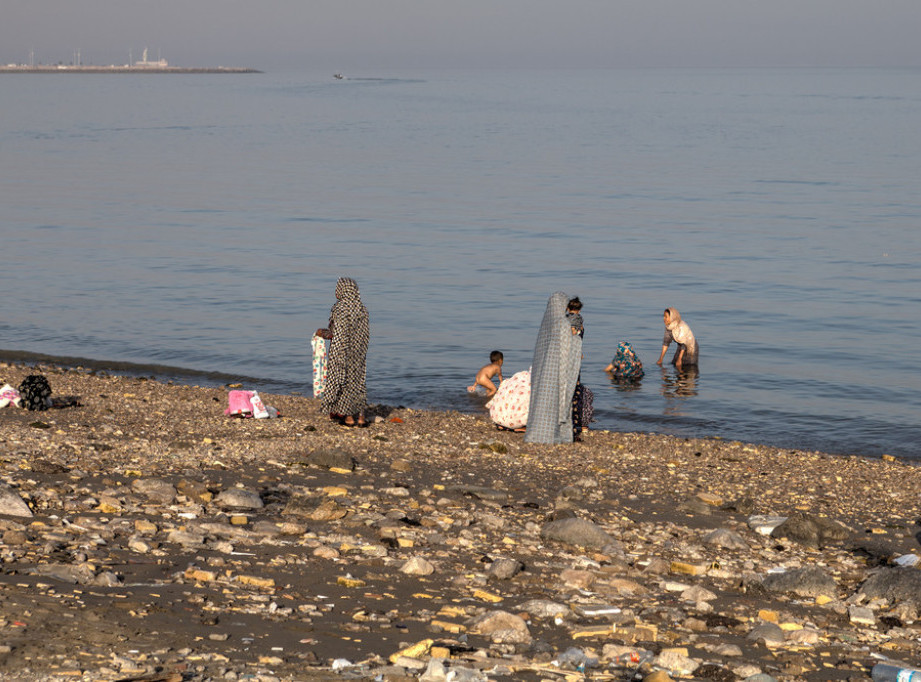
[656, 307, 698, 370]
[525, 292, 583, 444]
[317, 277, 370, 427]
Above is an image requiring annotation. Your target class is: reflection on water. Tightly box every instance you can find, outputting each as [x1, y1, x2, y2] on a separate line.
[607, 372, 644, 393]
[660, 366, 699, 399]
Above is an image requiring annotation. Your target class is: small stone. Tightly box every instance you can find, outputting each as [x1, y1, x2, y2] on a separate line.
[469, 610, 531, 644]
[237, 575, 275, 589]
[517, 599, 569, 620]
[653, 649, 698, 676]
[540, 518, 616, 549]
[560, 568, 596, 590]
[848, 605, 875, 626]
[643, 671, 674, 682]
[400, 557, 435, 576]
[313, 546, 340, 560]
[681, 585, 717, 602]
[488, 557, 523, 581]
[214, 488, 263, 510]
[702, 528, 749, 550]
[0, 485, 33, 518]
[747, 622, 785, 646]
[131, 478, 177, 504]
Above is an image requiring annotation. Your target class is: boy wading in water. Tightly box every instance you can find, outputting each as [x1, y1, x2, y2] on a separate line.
[467, 350, 504, 398]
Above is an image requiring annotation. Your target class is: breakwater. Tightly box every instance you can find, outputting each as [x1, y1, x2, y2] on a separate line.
[0, 65, 261, 73]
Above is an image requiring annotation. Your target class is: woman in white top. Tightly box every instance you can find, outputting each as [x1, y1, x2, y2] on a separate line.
[656, 307, 698, 370]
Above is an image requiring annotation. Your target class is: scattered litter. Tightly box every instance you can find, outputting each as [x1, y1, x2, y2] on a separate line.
[224, 389, 280, 418]
[893, 554, 920, 567]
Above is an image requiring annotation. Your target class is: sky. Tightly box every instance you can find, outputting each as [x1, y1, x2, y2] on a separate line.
[3, 0, 921, 71]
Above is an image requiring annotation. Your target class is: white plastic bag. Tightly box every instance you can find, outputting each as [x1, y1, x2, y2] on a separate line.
[250, 391, 270, 419]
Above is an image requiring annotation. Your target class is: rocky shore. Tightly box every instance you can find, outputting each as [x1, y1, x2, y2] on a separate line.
[1, 361, 920, 681]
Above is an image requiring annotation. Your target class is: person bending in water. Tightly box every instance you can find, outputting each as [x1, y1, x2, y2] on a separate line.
[467, 350, 504, 398]
[656, 307, 698, 371]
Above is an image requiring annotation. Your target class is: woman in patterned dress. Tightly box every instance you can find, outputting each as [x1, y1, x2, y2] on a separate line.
[316, 277, 370, 427]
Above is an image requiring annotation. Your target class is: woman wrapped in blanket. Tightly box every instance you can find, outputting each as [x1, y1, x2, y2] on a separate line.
[316, 277, 370, 427]
[524, 292, 583, 444]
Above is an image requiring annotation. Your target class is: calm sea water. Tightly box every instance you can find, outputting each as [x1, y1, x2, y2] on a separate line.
[1, 68, 919, 459]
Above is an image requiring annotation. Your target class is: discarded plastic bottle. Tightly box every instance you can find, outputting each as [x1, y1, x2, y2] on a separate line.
[872, 663, 921, 682]
[614, 650, 653, 666]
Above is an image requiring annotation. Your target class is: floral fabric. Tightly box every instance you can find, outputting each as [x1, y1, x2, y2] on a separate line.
[311, 334, 328, 398]
[487, 370, 530, 429]
[610, 341, 644, 380]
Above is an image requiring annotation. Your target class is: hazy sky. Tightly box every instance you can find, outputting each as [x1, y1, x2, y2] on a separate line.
[4, 0, 920, 71]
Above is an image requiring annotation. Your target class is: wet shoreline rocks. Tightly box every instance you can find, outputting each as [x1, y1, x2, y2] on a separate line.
[1, 361, 920, 681]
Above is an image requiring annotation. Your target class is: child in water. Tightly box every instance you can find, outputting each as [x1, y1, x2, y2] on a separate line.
[467, 350, 504, 398]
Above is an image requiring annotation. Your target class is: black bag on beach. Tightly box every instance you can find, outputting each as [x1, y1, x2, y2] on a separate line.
[18, 374, 52, 411]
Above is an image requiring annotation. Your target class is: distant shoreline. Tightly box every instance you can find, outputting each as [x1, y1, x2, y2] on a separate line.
[0, 65, 262, 74]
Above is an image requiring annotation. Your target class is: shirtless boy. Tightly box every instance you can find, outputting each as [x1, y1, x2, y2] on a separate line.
[467, 350, 504, 398]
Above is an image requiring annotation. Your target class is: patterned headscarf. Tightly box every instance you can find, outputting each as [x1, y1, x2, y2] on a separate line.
[524, 292, 582, 444]
[321, 277, 370, 416]
[611, 341, 644, 380]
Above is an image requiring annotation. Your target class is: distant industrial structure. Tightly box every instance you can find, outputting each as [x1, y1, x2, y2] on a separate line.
[1, 48, 260, 73]
[134, 48, 168, 69]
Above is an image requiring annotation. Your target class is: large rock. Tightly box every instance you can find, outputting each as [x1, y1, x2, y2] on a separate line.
[540, 518, 616, 549]
[762, 566, 837, 598]
[858, 568, 921, 610]
[770, 513, 850, 548]
[303, 449, 356, 471]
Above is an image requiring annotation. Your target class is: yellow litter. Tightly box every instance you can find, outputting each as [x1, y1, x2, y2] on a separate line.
[389, 638, 433, 663]
[473, 589, 503, 603]
[337, 576, 366, 588]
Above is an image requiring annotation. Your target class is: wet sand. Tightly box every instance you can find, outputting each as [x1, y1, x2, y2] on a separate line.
[1, 360, 920, 681]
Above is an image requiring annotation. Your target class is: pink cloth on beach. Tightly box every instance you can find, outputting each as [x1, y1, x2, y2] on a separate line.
[487, 370, 530, 430]
[0, 384, 21, 409]
[224, 390, 256, 417]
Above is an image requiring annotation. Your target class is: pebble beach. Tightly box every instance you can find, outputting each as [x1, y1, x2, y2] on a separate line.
[1, 360, 921, 681]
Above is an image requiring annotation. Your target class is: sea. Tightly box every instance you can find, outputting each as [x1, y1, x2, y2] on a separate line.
[1, 67, 919, 459]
